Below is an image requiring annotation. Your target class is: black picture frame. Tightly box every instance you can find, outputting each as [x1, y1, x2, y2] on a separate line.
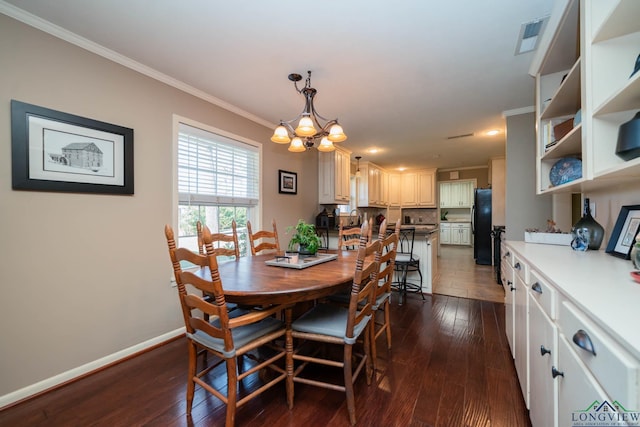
[605, 204, 640, 259]
[278, 169, 297, 194]
[11, 100, 134, 194]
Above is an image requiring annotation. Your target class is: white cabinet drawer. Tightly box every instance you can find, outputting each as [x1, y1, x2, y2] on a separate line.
[512, 253, 528, 285]
[529, 269, 556, 320]
[559, 301, 639, 407]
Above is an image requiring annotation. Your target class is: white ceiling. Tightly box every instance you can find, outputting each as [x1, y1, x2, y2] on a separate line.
[2, 0, 553, 171]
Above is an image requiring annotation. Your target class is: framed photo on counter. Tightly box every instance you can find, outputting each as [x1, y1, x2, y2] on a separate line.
[605, 205, 640, 259]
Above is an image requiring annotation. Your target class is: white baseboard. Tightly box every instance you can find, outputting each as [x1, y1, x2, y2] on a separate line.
[0, 327, 185, 409]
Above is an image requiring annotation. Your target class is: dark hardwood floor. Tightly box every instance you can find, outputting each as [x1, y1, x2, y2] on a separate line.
[1, 272, 529, 426]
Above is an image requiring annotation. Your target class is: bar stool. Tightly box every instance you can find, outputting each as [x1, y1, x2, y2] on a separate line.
[392, 227, 424, 305]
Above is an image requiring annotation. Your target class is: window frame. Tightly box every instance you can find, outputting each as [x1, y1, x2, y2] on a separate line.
[171, 115, 263, 254]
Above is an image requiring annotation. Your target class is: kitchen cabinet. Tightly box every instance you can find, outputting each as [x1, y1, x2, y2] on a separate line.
[388, 173, 402, 206]
[501, 243, 515, 357]
[531, 0, 640, 195]
[439, 223, 451, 244]
[401, 173, 417, 206]
[401, 169, 437, 207]
[505, 241, 640, 427]
[357, 161, 387, 208]
[318, 146, 351, 204]
[528, 270, 558, 427]
[450, 223, 470, 245]
[441, 222, 470, 246]
[439, 180, 473, 208]
[512, 253, 529, 408]
[416, 169, 437, 207]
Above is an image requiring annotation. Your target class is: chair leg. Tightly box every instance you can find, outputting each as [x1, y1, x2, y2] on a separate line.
[364, 324, 372, 385]
[383, 300, 392, 349]
[285, 308, 294, 410]
[225, 357, 238, 427]
[343, 343, 356, 426]
[370, 309, 378, 371]
[186, 343, 198, 415]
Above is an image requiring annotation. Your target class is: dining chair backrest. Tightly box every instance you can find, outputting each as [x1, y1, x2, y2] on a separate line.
[376, 220, 398, 296]
[338, 218, 372, 250]
[347, 221, 381, 340]
[165, 225, 232, 345]
[197, 220, 240, 260]
[247, 219, 280, 255]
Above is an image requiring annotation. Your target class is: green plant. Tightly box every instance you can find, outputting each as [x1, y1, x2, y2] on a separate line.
[287, 219, 322, 254]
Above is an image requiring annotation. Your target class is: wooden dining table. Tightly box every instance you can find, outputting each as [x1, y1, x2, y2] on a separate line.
[197, 251, 358, 306]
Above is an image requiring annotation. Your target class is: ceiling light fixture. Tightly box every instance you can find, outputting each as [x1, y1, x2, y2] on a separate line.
[271, 71, 347, 152]
[355, 156, 362, 178]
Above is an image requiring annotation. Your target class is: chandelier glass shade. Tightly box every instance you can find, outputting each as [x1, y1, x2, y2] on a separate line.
[271, 71, 347, 152]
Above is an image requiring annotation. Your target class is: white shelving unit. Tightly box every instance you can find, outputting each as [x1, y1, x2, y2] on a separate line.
[531, 0, 640, 195]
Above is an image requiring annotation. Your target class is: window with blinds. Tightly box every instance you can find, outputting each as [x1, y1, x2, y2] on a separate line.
[178, 123, 259, 206]
[176, 122, 260, 256]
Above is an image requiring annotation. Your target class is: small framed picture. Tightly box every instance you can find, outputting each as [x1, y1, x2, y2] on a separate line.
[605, 205, 640, 259]
[278, 169, 297, 195]
[11, 100, 134, 194]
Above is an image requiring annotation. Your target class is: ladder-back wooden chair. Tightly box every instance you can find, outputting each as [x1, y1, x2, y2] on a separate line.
[197, 220, 240, 260]
[165, 225, 290, 427]
[371, 220, 399, 369]
[247, 219, 280, 255]
[286, 221, 381, 425]
[338, 218, 372, 250]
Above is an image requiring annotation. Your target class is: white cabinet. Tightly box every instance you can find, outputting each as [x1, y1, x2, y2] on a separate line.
[501, 244, 515, 356]
[401, 173, 417, 206]
[505, 241, 640, 427]
[512, 254, 530, 408]
[439, 180, 473, 208]
[318, 146, 351, 204]
[440, 223, 451, 244]
[416, 169, 437, 207]
[388, 173, 402, 207]
[357, 161, 387, 208]
[528, 270, 558, 427]
[556, 336, 610, 427]
[441, 222, 470, 246]
[532, 0, 640, 195]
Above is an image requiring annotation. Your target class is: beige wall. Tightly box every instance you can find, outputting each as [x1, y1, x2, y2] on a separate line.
[0, 15, 318, 402]
[437, 167, 489, 188]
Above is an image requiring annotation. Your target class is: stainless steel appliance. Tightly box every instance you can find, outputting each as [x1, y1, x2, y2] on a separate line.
[472, 188, 492, 265]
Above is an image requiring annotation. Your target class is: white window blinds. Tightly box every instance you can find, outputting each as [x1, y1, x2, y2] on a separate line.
[178, 123, 259, 206]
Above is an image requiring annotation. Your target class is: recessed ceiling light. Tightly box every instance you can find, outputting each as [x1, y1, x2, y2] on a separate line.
[367, 148, 380, 154]
[486, 130, 500, 136]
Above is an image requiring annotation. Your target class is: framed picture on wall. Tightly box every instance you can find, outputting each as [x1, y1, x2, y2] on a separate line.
[605, 205, 640, 259]
[278, 169, 297, 194]
[11, 100, 134, 194]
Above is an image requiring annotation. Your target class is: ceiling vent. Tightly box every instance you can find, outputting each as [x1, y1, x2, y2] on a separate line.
[515, 16, 549, 55]
[447, 133, 474, 140]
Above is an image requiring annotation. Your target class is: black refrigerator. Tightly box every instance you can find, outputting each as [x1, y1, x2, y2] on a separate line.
[473, 188, 492, 265]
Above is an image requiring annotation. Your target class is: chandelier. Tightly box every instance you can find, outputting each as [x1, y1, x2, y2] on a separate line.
[271, 71, 347, 152]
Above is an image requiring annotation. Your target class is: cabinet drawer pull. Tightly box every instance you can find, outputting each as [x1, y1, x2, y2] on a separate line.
[572, 330, 596, 356]
[551, 366, 564, 378]
[540, 345, 551, 356]
[515, 262, 521, 270]
[508, 281, 515, 291]
[531, 282, 542, 294]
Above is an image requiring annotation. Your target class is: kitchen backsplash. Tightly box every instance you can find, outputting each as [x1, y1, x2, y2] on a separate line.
[400, 208, 438, 225]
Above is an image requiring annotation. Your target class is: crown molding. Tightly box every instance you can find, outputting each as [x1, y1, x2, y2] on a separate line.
[0, 1, 274, 129]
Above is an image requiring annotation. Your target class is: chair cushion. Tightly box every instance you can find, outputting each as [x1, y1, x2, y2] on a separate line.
[373, 292, 391, 310]
[292, 304, 370, 344]
[188, 314, 283, 358]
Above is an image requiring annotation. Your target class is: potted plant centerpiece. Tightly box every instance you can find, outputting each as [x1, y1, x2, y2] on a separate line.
[287, 219, 322, 256]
